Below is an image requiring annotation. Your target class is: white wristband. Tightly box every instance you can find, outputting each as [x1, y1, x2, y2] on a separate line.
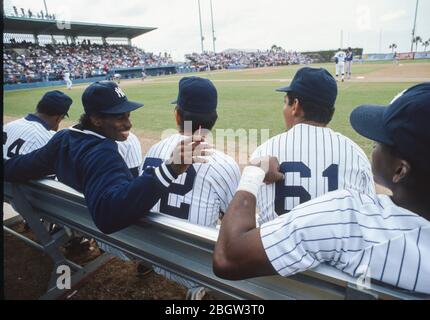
[237, 166, 265, 198]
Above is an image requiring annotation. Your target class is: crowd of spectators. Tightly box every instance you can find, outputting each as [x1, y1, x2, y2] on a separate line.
[185, 47, 311, 71]
[3, 41, 174, 84]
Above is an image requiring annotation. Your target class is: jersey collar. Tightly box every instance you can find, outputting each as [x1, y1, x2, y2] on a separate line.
[25, 114, 50, 131]
[69, 125, 107, 139]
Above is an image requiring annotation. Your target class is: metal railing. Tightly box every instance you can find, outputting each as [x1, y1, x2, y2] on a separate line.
[3, 179, 428, 300]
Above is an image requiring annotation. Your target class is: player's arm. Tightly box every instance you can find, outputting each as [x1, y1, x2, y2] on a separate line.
[214, 190, 277, 279]
[84, 137, 211, 234]
[213, 157, 284, 280]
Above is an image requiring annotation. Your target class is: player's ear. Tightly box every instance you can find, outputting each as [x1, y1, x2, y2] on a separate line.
[392, 159, 411, 184]
[291, 99, 303, 117]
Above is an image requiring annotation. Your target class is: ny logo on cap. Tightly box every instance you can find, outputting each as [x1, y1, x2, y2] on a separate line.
[115, 87, 126, 98]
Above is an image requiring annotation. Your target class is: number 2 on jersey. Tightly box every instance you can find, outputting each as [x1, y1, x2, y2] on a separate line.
[143, 157, 196, 219]
[275, 162, 338, 216]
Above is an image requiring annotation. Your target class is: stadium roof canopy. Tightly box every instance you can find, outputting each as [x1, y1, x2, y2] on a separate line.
[4, 16, 156, 39]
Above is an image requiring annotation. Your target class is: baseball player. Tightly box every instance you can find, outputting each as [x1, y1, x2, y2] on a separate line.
[113, 73, 121, 84]
[4, 81, 210, 234]
[63, 70, 73, 90]
[143, 76, 241, 299]
[214, 83, 430, 294]
[345, 47, 353, 80]
[334, 48, 346, 82]
[117, 131, 142, 177]
[251, 67, 375, 225]
[3, 91, 72, 160]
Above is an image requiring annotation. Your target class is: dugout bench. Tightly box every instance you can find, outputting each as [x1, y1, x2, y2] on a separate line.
[3, 179, 429, 300]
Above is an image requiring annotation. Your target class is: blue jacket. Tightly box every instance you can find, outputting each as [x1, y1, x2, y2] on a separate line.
[4, 126, 178, 234]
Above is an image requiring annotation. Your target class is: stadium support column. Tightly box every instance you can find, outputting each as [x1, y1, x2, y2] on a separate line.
[128, 38, 132, 46]
[410, 0, 419, 54]
[210, 0, 216, 53]
[102, 37, 107, 45]
[33, 34, 39, 45]
[197, 0, 204, 53]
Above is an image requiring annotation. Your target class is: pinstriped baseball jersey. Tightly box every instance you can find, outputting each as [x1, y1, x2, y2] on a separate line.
[3, 115, 54, 160]
[251, 124, 375, 225]
[260, 189, 430, 294]
[143, 133, 241, 288]
[143, 133, 241, 225]
[117, 132, 142, 177]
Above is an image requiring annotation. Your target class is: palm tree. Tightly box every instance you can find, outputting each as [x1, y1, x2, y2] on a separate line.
[423, 40, 430, 52]
[389, 43, 397, 53]
[413, 36, 422, 52]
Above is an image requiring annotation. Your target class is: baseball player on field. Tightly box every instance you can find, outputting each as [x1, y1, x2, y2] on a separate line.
[142, 76, 241, 299]
[251, 67, 375, 225]
[63, 69, 73, 90]
[334, 48, 346, 82]
[4, 81, 211, 235]
[214, 82, 430, 294]
[3, 91, 72, 160]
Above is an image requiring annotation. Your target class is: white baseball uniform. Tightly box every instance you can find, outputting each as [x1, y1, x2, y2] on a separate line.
[143, 133, 241, 288]
[251, 124, 375, 225]
[260, 188, 430, 294]
[64, 71, 72, 89]
[3, 114, 54, 159]
[117, 132, 143, 177]
[335, 51, 346, 79]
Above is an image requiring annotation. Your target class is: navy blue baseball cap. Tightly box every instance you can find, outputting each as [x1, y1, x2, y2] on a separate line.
[350, 82, 430, 170]
[171, 76, 217, 113]
[82, 81, 143, 115]
[276, 67, 338, 108]
[36, 90, 72, 116]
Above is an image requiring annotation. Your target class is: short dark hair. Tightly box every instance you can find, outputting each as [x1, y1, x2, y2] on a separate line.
[287, 92, 335, 124]
[176, 106, 218, 133]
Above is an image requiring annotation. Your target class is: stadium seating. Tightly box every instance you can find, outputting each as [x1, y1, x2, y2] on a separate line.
[3, 42, 173, 84]
[185, 49, 311, 71]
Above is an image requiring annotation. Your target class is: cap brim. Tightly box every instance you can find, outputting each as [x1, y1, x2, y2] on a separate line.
[171, 99, 177, 105]
[275, 85, 292, 92]
[350, 105, 393, 145]
[101, 100, 143, 114]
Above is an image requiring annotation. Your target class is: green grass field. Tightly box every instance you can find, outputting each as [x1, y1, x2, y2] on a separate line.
[4, 61, 430, 158]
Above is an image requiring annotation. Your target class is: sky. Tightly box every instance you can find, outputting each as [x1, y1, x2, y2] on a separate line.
[4, 0, 430, 61]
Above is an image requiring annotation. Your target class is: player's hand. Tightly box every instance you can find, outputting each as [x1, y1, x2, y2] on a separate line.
[249, 156, 284, 184]
[166, 135, 214, 176]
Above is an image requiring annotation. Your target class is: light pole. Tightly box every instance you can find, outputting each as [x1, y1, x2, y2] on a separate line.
[43, 0, 49, 16]
[198, 0, 204, 53]
[410, 0, 419, 52]
[210, 0, 216, 53]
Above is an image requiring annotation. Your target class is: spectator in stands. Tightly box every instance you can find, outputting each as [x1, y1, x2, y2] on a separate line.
[3, 41, 173, 84]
